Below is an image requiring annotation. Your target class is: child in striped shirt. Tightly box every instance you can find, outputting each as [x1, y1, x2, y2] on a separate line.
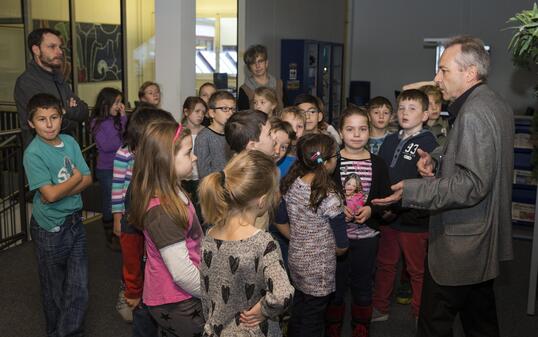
[112, 107, 175, 333]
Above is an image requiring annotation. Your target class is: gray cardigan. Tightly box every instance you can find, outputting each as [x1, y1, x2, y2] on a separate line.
[402, 84, 514, 286]
[193, 126, 232, 180]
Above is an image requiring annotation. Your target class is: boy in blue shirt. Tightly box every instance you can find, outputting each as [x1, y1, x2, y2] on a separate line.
[367, 96, 394, 155]
[23, 93, 92, 337]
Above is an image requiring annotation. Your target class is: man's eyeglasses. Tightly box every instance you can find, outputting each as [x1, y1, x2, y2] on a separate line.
[214, 106, 236, 113]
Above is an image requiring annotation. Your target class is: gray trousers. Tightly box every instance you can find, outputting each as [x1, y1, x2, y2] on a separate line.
[148, 298, 204, 337]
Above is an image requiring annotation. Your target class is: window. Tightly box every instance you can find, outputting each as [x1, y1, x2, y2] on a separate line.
[196, 0, 237, 93]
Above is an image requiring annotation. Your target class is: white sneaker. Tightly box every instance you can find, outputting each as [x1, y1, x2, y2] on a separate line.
[371, 308, 389, 322]
[116, 286, 133, 323]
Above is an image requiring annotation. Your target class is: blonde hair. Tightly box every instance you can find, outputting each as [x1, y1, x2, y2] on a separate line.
[199, 150, 279, 228]
[281, 106, 306, 123]
[420, 85, 443, 104]
[253, 86, 279, 116]
[129, 121, 192, 231]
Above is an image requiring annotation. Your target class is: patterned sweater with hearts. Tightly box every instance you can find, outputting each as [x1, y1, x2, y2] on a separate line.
[200, 230, 294, 337]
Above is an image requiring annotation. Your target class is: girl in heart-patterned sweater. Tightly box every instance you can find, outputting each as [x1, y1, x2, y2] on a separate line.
[198, 150, 294, 337]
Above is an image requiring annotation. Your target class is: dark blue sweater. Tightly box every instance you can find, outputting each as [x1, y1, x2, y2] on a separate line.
[378, 129, 438, 232]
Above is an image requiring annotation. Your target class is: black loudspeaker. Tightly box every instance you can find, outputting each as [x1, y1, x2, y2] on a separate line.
[349, 81, 370, 107]
[213, 73, 228, 90]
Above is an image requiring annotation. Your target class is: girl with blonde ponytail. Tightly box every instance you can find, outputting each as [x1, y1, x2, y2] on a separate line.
[198, 150, 294, 337]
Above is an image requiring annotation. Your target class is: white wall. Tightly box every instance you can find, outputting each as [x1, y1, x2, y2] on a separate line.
[155, 0, 196, 119]
[243, 0, 346, 79]
[350, 0, 536, 114]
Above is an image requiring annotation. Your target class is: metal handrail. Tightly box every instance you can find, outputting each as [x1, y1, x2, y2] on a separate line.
[0, 130, 28, 249]
[0, 128, 21, 136]
[0, 135, 17, 148]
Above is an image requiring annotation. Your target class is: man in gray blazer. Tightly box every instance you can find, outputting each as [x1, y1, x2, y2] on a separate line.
[373, 36, 514, 336]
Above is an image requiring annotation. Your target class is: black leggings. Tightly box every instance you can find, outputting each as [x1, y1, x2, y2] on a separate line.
[332, 237, 379, 306]
[288, 289, 332, 337]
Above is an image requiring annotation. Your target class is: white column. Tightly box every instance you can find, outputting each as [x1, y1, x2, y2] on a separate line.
[155, 0, 196, 120]
[237, 0, 246, 88]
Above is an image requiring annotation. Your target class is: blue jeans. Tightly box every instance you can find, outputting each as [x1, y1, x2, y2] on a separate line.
[31, 213, 89, 337]
[95, 168, 113, 223]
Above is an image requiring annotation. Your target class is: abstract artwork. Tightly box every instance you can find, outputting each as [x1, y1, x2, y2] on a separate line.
[33, 19, 122, 83]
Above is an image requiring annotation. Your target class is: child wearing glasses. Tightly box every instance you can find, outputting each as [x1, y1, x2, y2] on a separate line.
[194, 91, 235, 180]
[293, 94, 341, 145]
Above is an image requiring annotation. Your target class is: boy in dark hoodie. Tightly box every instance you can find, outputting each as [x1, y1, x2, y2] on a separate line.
[372, 89, 438, 322]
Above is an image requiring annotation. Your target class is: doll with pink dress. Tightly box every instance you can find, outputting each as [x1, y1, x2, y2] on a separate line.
[344, 173, 365, 215]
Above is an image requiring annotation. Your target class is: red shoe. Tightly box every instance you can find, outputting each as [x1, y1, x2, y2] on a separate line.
[325, 304, 345, 337]
[351, 304, 372, 337]
[352, 323, 369, 337]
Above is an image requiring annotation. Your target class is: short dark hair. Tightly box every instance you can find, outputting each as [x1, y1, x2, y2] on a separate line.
[396, 89, 429, 111]
[244, 45, 268, 66]
[339, 104, 369, 131]
[225, 110, 268, 153]
[27, 93, 62, 121]
[27, 28, 62, 54]
[124, 107, 175, 151]
[270, 117, 296, 141]
[293, 93, 322, 111]
[367, 96, 393, 113]
[181, 96, 207, 124]
[208, 90, 235, 109]
[294, 94, 325, 130]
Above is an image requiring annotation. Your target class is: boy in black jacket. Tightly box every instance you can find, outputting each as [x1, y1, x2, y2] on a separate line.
[372, 89, 438, 322]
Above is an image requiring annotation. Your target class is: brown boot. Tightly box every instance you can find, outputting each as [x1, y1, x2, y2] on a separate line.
[351, 304, 372, 337]
[325, 304, 345, 337]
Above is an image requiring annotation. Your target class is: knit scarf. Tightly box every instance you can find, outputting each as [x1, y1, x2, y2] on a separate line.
[244, 73, 277, 91]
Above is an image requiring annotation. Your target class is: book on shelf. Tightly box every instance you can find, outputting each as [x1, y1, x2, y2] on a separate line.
[512, 202, 535, 223]
[514, 169, 537, 186]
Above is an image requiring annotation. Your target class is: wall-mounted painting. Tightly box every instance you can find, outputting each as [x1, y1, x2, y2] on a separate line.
[33, 19, 122, 83]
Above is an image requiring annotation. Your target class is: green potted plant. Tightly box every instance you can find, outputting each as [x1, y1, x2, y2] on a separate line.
[507, 3, 538, 70]
[506, 3, 538, 177]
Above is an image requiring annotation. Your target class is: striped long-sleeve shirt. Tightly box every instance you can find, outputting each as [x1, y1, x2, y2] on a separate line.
[111, 146, 134, 214]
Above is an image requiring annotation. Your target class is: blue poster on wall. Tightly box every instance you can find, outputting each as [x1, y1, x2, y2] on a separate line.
[33, 19, 122, 83]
